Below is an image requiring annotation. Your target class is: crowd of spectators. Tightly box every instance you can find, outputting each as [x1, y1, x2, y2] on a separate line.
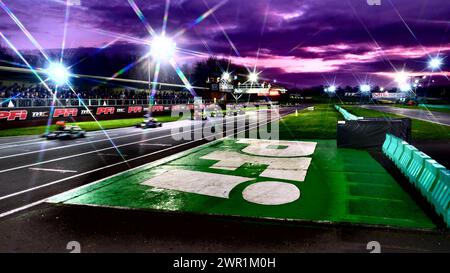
[0, 82, 193, 107]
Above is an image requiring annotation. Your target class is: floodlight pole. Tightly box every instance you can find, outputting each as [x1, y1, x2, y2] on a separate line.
[148, 56, 154, 117]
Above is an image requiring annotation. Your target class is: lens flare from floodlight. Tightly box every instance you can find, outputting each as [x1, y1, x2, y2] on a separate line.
[249, 72, 258, 82]
[399, 83, 412, 92]
[328, 85, 337, 93]
[360, 84, 371, 93]
[428, 57, 443, 70]
[46, 63, 69, 85]
[395, 71, 409, 84]
[222, 72, 231, 81]
[150, 35, 176, 61]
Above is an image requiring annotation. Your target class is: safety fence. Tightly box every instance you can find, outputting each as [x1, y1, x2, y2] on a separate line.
[382, 134, 450, 227]
[334, 105, 363, 121]
[0, 98, 198, 108]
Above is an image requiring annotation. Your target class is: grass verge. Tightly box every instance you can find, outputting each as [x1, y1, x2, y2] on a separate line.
[344, 106, 450, 140]
[277, 104, 339, 140]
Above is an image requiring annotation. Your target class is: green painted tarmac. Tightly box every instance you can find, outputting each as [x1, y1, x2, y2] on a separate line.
[49, 138, 435, 229]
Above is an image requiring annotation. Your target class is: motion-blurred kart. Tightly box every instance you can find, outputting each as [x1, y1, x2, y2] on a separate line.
[136, 117, 162, 128]
[43, 123, 86, 140]
[226, 108, 246, 116]
[191, 110, 208, 120]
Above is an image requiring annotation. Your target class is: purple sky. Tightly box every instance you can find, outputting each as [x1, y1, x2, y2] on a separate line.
[0, 0, 449, 87]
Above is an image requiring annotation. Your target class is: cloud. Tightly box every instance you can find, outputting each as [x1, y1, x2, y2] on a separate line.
[0, 0, 448, 87]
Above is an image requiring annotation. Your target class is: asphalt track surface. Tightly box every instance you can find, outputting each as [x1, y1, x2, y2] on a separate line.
[0, 105, 448, 253]
[0, 107, 298, 218]
[359, 105, 450, 126]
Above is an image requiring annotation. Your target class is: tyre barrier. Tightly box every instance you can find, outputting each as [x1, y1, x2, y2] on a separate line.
[334, 105, 363, 121]
[382, 134, 450, 227]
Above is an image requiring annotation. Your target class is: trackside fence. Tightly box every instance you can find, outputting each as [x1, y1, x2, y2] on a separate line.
[382, 133, 450, 228]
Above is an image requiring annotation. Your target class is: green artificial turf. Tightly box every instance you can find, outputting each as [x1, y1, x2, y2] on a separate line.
[49, 138, 435, 229]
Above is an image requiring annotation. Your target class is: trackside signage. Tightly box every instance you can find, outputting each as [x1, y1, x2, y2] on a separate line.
[0, 106, 143, 121]
[0, 105, 146, 129]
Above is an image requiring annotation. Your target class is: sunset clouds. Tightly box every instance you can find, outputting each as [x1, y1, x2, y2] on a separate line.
[0, 0, 448, 87]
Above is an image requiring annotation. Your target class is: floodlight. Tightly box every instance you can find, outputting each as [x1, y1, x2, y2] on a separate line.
[360, 84, 371, 93]
[428, 57, 443, 70]
[221, 72, 231, 81]
[328, 85, 337, 93]
[395, 71, 409, 84]
[249, 72, 258, 82]
[46, 62, 69, 85]
[150, 35, 176, 61]
[399, 83, 412, 92]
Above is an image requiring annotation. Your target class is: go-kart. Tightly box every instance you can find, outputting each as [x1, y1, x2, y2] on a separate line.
[136, 118, 162, 128]
[226, 108, 246, 116]
[43, 125, 86, 140]
[191, 110, 208, 120]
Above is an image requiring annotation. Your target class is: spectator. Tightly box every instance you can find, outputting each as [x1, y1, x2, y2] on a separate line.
[0, 82, 193, 106]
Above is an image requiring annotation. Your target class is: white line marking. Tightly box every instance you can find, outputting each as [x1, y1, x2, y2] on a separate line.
[0, 145, 18, 149]
[97, 153, 128, 157]
[0, 136, 42, 146]
[0, 124, 200, 174]
[0, 113, 269, 173]
[140, 143, 173, 147]
[0, 110, 289, 204]
[0, 138, 226, 219]
[29, 168, 78, 173]
[0, 111, 264, 156]
[0, 139, 45, 147]
[0, 120, 188, 160]
[0, 138, 211, 202]
[0, 127, 163, 160]
[0, 123, 139, 147]
[0, 199, 48, 219]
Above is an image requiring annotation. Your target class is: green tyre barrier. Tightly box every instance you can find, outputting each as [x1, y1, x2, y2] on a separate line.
[382, 132, 449, 228]
[382, 134, 392, 155]
[392, 141, 408, 167]
[386, 135, 400, 159]
[334, 105, 363, 121]
[398, 145, 418, 175]
[406, 151, 431, 185]
[430, 170, 450, 222]
[416, 159, 446, 200]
